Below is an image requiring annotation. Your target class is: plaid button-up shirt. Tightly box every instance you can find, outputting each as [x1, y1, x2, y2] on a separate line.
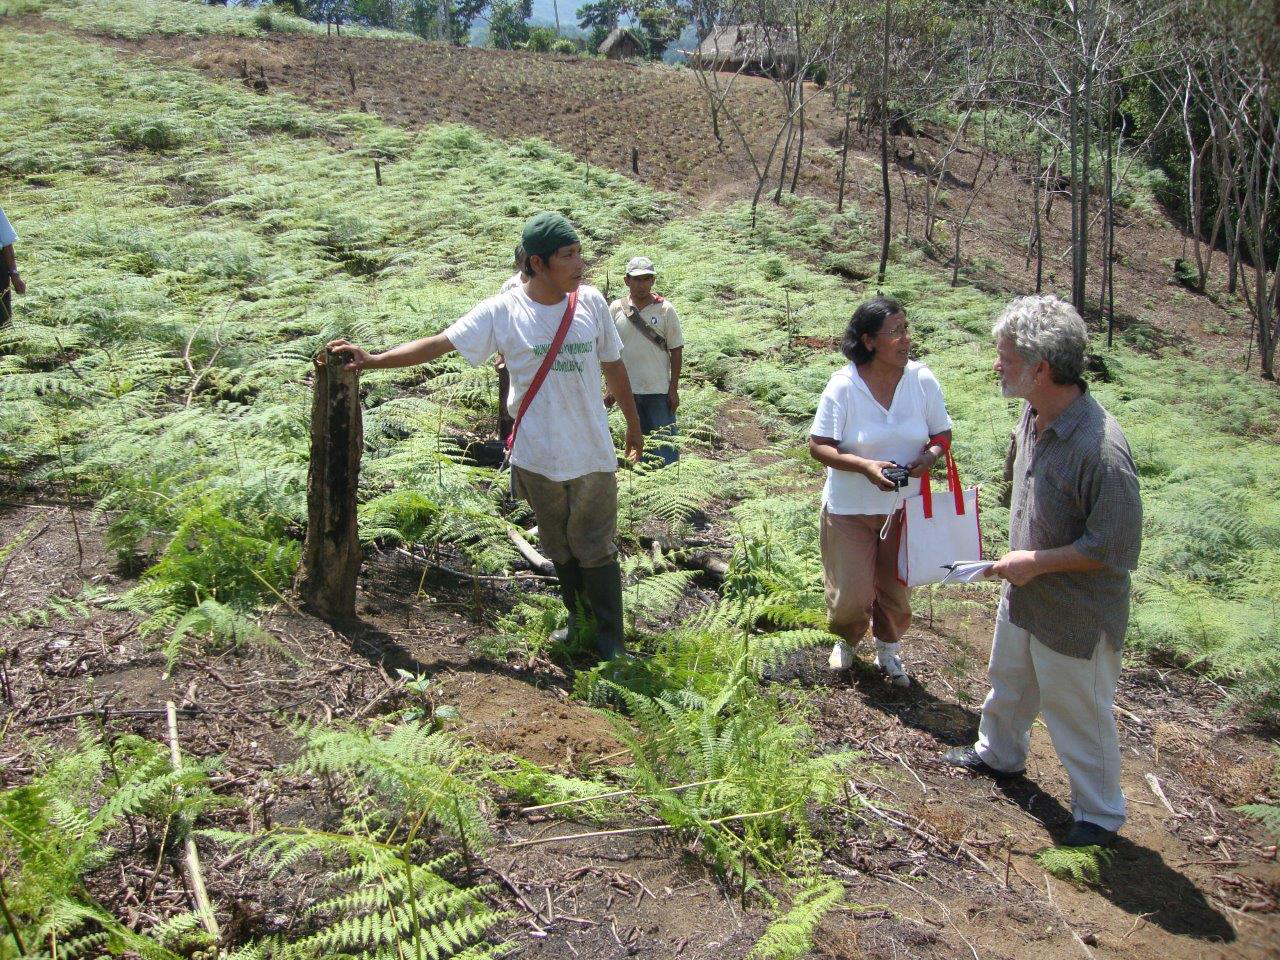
[1006, 387, 1143, 659]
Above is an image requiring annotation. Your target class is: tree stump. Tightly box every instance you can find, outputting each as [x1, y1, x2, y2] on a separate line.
[296, 350, 362, 621]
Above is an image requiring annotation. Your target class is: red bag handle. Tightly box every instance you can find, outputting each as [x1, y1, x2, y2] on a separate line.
[918, 434, 965, 520]
[506, 290, 578, 454]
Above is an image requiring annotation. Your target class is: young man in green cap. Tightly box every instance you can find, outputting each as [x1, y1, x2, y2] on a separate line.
[328, 213, 643, 659]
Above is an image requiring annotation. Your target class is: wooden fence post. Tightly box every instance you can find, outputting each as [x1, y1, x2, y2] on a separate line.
[296, 350, 362, 620]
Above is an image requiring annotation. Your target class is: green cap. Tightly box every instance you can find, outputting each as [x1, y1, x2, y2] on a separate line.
[521, 212, 580, 264]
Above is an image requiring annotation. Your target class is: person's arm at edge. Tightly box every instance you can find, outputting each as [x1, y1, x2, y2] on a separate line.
[327, 333, 456, 371]
[2, 244, 23, 295]
[667, 346, 682, 412]
[602, 358, 644, 463]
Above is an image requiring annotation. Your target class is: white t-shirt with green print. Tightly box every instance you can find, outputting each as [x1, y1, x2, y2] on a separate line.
[445, 284, 623, 482]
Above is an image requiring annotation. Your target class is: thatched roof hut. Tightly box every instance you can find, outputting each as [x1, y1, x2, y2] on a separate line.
[684, 24, 798, 76]
[598, 27, 645, 60]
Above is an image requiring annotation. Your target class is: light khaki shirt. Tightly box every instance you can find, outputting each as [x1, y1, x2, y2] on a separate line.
[609, 295, 684, 395]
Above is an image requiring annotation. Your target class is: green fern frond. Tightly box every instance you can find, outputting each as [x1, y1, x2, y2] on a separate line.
[1236, 803, 1280, 840]
[748, 877, 843, 960]
[1035, 845, 1114, 886]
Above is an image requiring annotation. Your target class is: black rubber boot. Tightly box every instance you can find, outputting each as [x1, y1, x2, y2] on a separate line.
[580, 560, 626, 660]
[551, 559, 586, 644]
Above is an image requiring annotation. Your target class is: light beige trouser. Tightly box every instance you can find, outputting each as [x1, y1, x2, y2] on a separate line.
[512, 467, 618, 568]
[819, 507, 912, 646]
[975, 598, 1126, 831]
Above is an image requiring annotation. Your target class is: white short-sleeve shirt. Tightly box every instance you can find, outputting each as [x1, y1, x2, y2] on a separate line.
[445, 284, 623, 482]
[0, 209, 16, 248]
[810, 360, 953, 515]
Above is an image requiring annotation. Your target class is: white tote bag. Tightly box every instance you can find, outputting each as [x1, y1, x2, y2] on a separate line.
[896, 444, 983, 587]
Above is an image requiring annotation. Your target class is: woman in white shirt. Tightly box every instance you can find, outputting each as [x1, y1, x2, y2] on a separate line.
[809, 297, 953, 686]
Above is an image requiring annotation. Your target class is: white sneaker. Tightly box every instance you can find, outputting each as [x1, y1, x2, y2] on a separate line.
[828, 641, 855, 670]
[875, 641, 910, 687]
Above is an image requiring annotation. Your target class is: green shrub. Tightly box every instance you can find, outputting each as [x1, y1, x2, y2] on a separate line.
[524, 26, 557, 51]
[109, 115, 187, 151]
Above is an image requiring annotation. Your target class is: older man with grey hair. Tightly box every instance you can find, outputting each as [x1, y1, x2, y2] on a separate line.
[944, 294, 1142, 848]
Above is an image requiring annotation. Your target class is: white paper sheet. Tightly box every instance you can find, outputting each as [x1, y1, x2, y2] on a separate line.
[938, 560, 995, 584]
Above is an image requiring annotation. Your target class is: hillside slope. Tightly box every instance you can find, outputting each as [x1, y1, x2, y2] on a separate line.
[1, 6, 1278, 960]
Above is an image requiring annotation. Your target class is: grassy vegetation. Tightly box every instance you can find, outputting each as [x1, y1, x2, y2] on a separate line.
[2, 4, 1280, 955]
[0, 0, 405, 38]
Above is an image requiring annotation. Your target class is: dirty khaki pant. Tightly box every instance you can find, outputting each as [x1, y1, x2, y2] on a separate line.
[512, 467, 618, 568]
[975, 598, 1126, 831]
[819, 507, 911, 646]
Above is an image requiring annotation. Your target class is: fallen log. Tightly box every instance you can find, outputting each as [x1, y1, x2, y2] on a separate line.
[508, 528, 555, 574]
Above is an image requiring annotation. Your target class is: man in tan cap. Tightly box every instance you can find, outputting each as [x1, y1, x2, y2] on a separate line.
[609, 256, 684, 465]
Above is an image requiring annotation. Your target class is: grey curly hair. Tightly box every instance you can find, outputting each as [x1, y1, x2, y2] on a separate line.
[992, 295, 1088, 386]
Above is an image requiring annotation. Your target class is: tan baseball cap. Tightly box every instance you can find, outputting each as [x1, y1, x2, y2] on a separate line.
[625, 256, 656, 277]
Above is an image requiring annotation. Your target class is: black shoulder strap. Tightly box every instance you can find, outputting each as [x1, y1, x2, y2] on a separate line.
[626, 301, 670, 353]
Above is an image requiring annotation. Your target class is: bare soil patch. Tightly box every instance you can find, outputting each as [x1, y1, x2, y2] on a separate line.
[4, 490, 1277, 959]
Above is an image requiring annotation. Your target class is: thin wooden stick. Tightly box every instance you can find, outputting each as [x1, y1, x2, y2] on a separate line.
[520, 778, 726, 814]
[1144, 773, 1177, 815]
[848, 781, 997, 880]
[166, 702, 221, 945]
[507, 804, 795, 849]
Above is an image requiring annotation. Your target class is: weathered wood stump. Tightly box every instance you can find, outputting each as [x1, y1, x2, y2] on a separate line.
[296, 350, 363, 621]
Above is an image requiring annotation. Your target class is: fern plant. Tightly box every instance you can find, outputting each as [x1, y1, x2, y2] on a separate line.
[0, 728, 220, 960]
[595, 668, 856, 882]
[1035, 845, 1114, 886]
[747, 877, 843, 960]
[210, 824, 509, 960]
[1236, 748, 1280, 842]
[286, 720, 492, 849]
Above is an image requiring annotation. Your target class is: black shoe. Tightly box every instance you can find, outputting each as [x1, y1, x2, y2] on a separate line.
[551, 559, 586, 645]
[942, 745, 1024, 778]
[580, 559, 626, 660]
[1063, 820, 1118, 847]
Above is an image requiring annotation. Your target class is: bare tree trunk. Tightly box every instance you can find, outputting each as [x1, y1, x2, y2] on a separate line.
[1075, 59, 1094, 312]
[878, 0, 892, 286]
[1069, 78, 1081, 305]
[774, 116, 795, 203]
[1103, 80, 1117, 344]
[951, 121, 997, 287]
[296, 351, 363, 621]
[837, 90, 853, 213]
[789, 85, 806, 195]
[1182, 71, 1211, 291]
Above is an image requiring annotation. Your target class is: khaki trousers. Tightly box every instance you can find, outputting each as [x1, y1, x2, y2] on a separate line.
[819, 507, 911, 646]
[975, 598, 1126, 831]
[512, 467, 618, 568]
